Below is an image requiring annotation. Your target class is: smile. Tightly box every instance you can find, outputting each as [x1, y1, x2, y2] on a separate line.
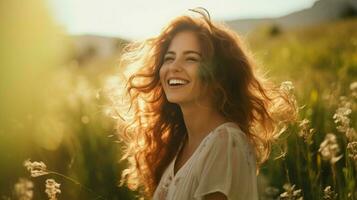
[167, 78, 190, 87]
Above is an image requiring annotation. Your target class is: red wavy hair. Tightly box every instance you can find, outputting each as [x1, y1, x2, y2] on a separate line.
[116, 8, 297, 199]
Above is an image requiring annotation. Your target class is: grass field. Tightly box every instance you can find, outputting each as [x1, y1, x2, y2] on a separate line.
[0, 1, 356, 198]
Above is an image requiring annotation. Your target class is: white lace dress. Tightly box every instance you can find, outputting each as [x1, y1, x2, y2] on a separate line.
[152, 122, 258, 200]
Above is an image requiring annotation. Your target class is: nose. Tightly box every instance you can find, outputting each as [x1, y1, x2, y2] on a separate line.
[169, 58, 183, 72]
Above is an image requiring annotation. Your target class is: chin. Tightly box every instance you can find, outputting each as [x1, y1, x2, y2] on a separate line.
[167, 97, 184, 104]
[166, 95, 187, 104]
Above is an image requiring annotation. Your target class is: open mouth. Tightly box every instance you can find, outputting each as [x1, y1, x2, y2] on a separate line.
[167, 78, 190, 87]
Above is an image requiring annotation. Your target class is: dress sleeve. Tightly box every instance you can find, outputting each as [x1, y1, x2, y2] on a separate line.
[193, 126, 257, 200]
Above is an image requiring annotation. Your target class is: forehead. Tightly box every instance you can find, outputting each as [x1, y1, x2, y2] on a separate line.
[167, 31, 201, 53]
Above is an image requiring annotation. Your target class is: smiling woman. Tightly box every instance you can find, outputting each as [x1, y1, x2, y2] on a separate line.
[160, 31, 206, 105]
[116, 8, 297, 200]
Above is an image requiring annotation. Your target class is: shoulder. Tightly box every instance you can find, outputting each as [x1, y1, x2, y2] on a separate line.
[214, 122, 244, 136]
[195, 122, 248, 159]
[210, 122, 247, 147]
[193, 122, 256, 166]
[203, 122, 256, 167]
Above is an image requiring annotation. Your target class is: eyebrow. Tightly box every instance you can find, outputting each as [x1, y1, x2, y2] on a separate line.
[165, 50, 202, 57]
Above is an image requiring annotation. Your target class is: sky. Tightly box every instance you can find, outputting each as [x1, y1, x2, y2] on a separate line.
[48, 0, 316, 40]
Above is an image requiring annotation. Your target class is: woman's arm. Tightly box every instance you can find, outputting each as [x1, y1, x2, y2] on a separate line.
[204, 192, 228, 200]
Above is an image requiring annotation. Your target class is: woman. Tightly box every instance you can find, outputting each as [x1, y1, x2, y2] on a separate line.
[117, 8, 297, 200]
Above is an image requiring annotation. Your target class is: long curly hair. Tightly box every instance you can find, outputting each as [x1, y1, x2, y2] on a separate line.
[116, 8, 297, 199]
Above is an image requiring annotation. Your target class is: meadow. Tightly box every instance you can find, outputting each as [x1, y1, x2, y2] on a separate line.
[0, 0, 356, 199]
[248, 18, 357, 200]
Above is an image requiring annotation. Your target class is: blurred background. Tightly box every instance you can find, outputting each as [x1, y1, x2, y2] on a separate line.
[0, 0, 356, 199]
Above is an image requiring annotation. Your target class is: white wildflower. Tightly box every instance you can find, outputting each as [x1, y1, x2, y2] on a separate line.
[323, 186, 338, 200]
[333, 96, 354, 138]
[318, 133, 343, 164]
[45, 179, 61, 200]
[280, 81, 294, 93]
[333, 107, 351, 132]
[298, 119, 315, 144]
[13, 178, 33, 200]
[279, 183, 303, 200]
[298, 119, 310, 133]
[345, 128, 357, 141]
[347, 141, 357, 163]
[23, 159, 49, 177]
[350, 81, 357, 91]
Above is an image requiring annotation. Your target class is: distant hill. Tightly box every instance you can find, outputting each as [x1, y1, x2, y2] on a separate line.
[225, 0, 357, 34]
[70, 0, 357, 62]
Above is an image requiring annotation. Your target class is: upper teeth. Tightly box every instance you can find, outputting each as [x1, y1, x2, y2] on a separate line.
[168, 79, 188, 85]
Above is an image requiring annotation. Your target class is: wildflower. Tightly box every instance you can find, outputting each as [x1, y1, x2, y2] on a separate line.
[298, 119, 315, 144]
[333, 93, 356, 142]
[280, 81, 294, 94]
[45, 179, 61, 200]
[333, 106, 351, 133]
[23, 159, 49, 177]
[351, 81, 357, 91]
[347, 141, 357, 162]
[350, 81, 357, 98]
[318, 133, 343, 164]
[279, 183, 303, 200]
[323, 186, 338, 200]
[298, 119, 310, 135]
[13, 178, 33, 200]
[345, 128, 357, 141]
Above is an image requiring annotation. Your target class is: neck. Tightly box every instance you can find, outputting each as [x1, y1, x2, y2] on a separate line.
[179, 101, 228, 150]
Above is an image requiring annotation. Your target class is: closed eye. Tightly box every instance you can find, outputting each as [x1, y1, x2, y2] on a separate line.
[163, 57, 174, 62]
[163, 56, 199, 63]
[186, 57, 199, 62]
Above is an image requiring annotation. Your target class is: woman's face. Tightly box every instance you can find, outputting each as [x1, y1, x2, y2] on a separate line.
[159, 30, 208, 106]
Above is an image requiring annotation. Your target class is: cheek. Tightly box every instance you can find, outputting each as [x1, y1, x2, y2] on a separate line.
[190, 65, 208, 93]
[187, 65, 200, 82]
